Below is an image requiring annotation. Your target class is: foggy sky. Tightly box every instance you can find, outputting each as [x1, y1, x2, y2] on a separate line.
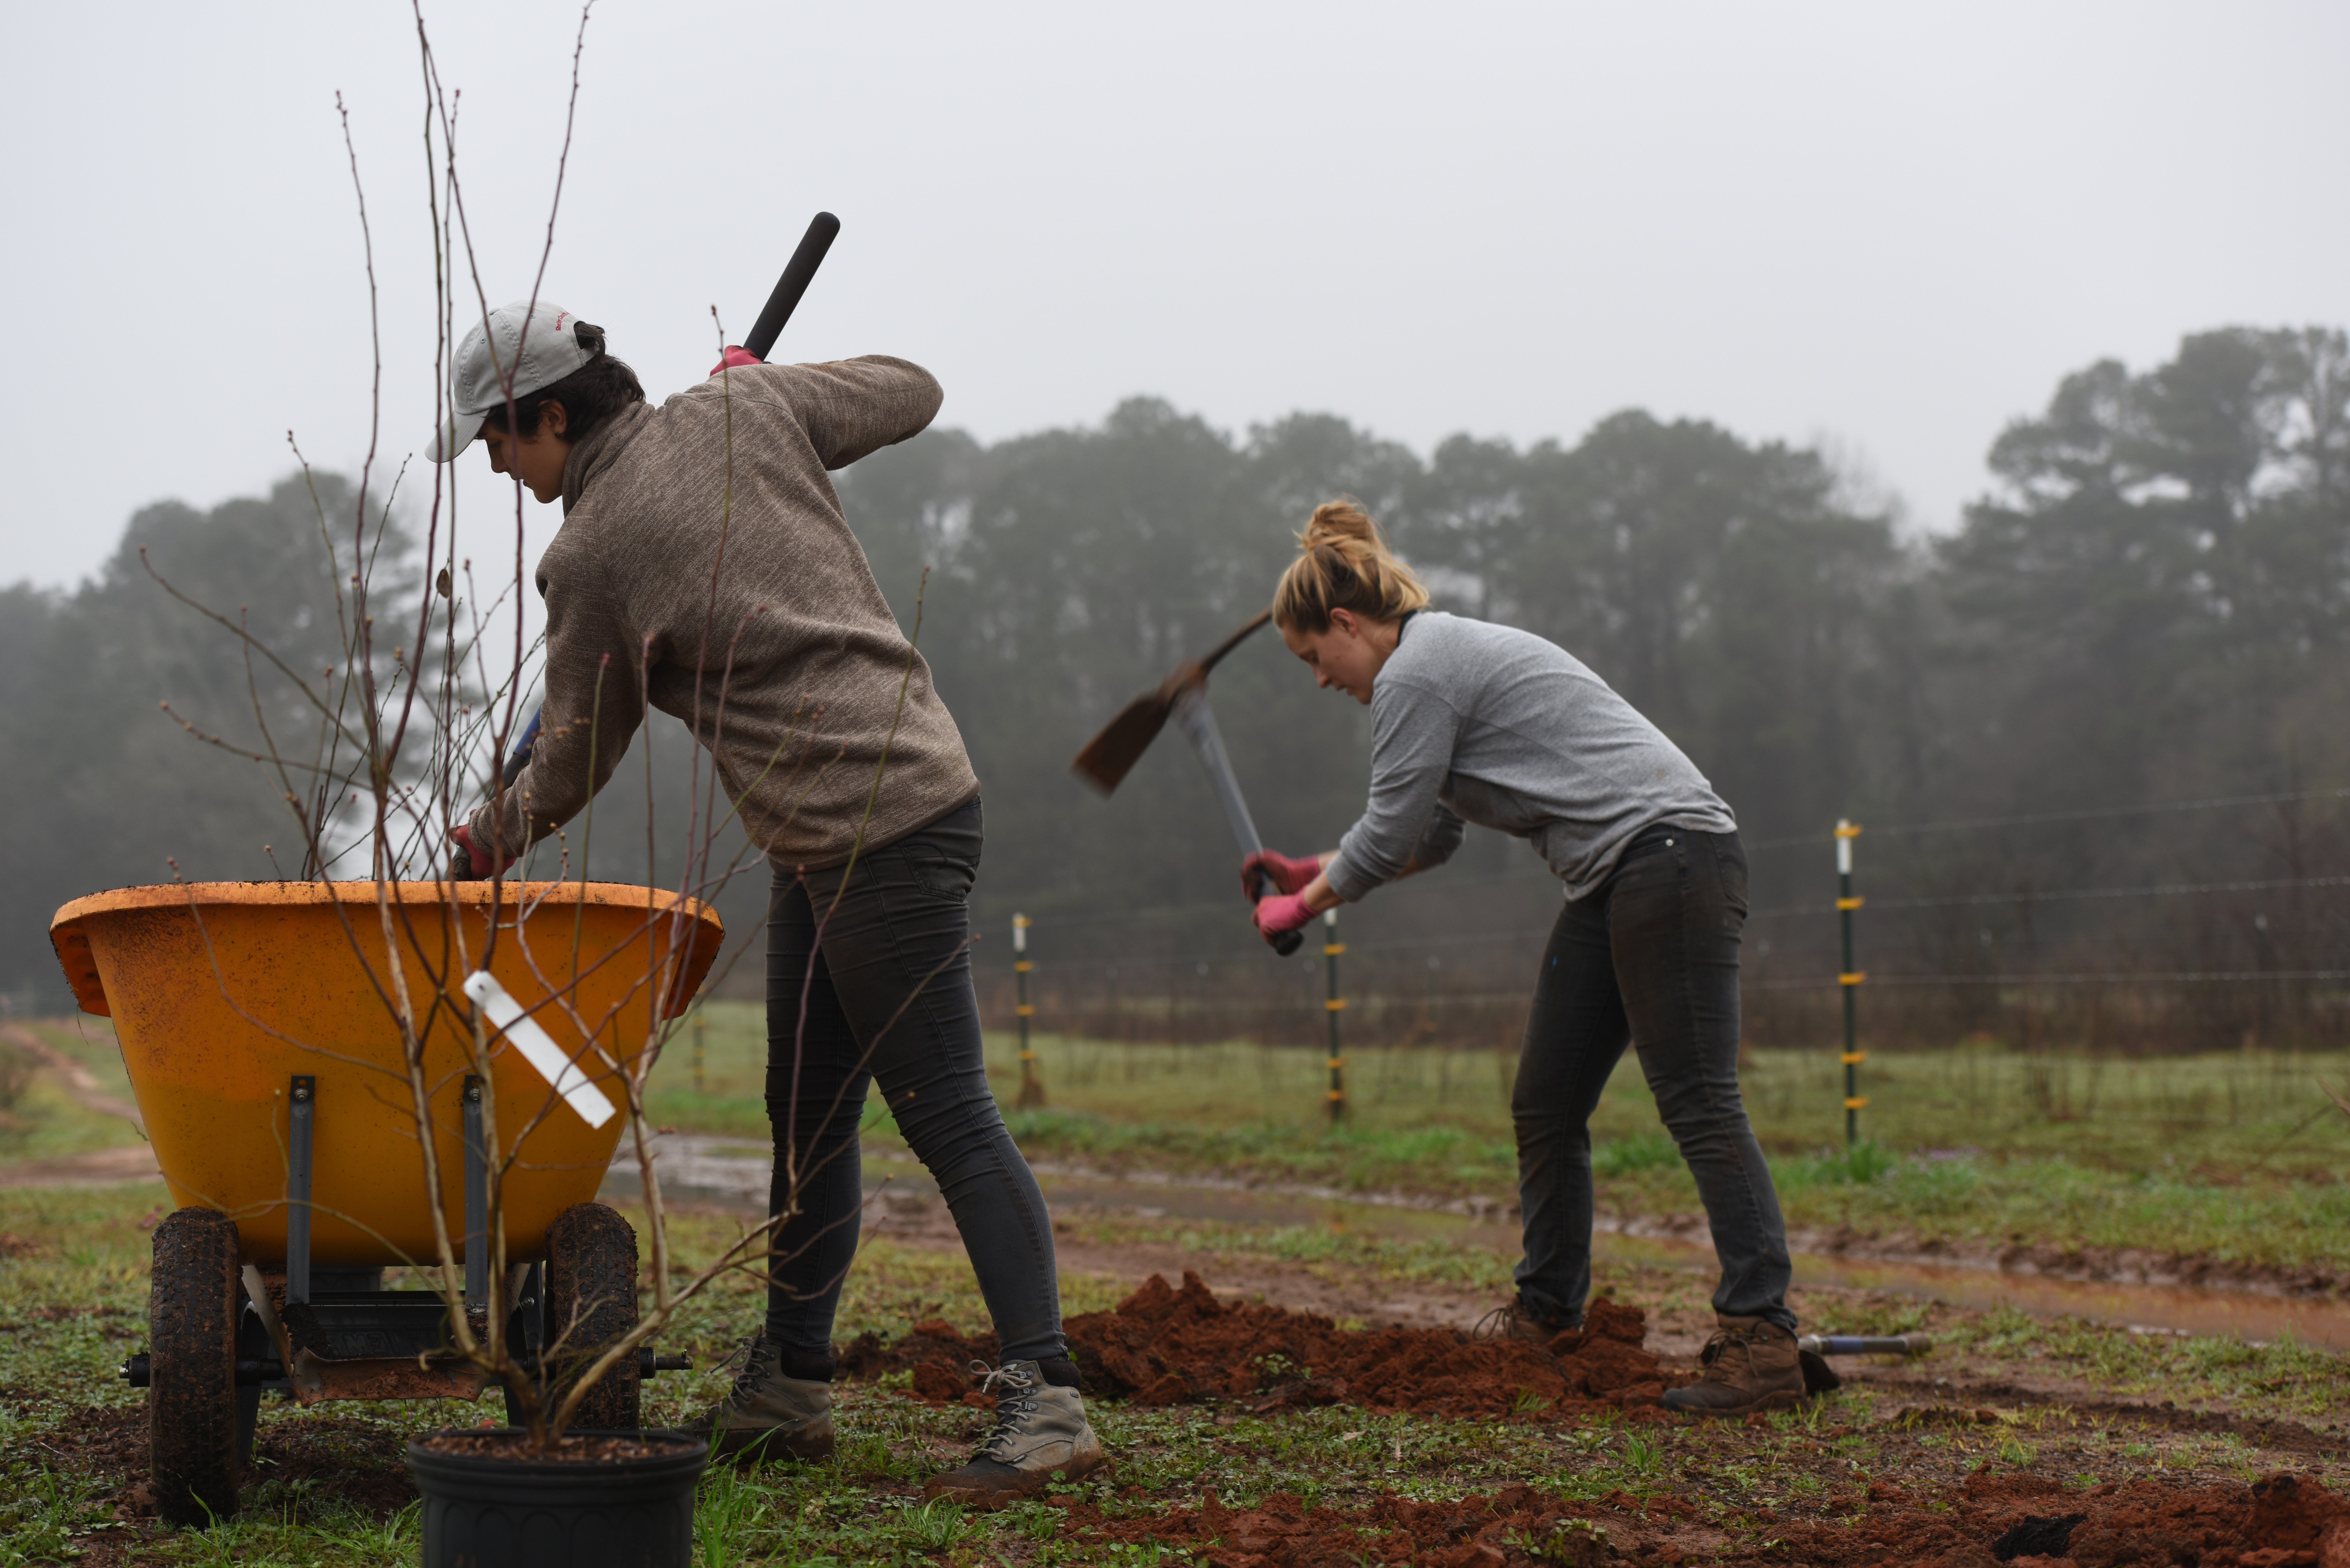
[3, 1, 2346, 589]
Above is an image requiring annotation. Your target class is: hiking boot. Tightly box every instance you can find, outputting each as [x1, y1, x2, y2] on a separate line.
[684, 1336, 835, 1462]
[1472, 1297, 1578, 1350]
[1662, 1315, 1806, 1417]
[924, 1358, 1106, 1504]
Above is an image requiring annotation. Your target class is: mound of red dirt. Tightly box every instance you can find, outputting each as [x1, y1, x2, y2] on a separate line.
[1063, 1471, 2350, 1568]
[838, 1270, 1671, 1419]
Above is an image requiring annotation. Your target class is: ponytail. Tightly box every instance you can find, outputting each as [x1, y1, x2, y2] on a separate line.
[1271, 499, 1430, 634]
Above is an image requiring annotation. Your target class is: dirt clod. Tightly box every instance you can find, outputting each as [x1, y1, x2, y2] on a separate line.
[844, 1270, 1675, 1420]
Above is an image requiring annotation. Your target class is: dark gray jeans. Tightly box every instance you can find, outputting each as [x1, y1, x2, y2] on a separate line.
[762, 797, 1066, 1366]
[1512, 825, 1796, 1332]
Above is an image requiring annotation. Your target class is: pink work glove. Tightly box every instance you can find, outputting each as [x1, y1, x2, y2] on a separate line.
[709, 346, 764, 376]
[1253, 892, 1316, 944]
[449, 824, 515, 881]
[1241, 848, 1322, 899]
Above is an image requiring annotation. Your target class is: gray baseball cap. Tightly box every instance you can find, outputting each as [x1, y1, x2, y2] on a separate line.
[424, 299, 598, 462]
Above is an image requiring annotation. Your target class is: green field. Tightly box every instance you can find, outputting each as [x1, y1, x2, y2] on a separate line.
[6, 1182, 2347, 1565]
[6, 1008, 2350, 1562]
[10, 1004, 2350, 1277]
[641, 1003, 2350, 1277]
[0, 1020, 146, 1162]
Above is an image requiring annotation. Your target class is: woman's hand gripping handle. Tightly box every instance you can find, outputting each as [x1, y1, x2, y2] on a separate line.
[1244, 849, 1334, 953]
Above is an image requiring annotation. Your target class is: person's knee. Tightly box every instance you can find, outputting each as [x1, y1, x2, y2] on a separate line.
[764, 1095, 862, 1152]
[1653, 1077, 1748, 1133]
[892, 1085, 1012, 1167]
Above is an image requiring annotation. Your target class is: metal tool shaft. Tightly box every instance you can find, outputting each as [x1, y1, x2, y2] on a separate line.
[1172, 687, 1263, 859]
[1172, 686, 1302, 956]
[1798, 1333, 1931, 1357]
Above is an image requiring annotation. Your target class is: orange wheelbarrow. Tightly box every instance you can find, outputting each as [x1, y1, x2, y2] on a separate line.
[49, 880, 722, 1525]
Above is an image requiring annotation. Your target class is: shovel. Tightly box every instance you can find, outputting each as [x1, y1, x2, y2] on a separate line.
[1069, 610, 1271, 794]
[1070, 610, 1302, 955]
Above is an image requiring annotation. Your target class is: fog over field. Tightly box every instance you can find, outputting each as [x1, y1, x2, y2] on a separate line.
[3, 2, 2347, 585]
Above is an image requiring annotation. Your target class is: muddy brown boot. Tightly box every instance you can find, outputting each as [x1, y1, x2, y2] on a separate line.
[924, 1357, 1106, 1504]
[1662, 1315, 1806, 1417]
[1472, 1296, 1578, 1350]
[684, 1336, 836, 1462]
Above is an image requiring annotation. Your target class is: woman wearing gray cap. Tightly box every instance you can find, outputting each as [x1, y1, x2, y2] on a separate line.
[434, 300, 1102, 1499]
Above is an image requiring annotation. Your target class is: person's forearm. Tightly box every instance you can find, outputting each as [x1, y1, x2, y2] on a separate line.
[1306, 848, 1423, 908]
[1296, 851, 1424, 916]
[1297, 870, 1340, 915]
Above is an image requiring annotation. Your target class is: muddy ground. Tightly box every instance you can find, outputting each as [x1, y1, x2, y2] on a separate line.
[832, 1252, 2350, 1567]
[9, 1181, 2350, 1565]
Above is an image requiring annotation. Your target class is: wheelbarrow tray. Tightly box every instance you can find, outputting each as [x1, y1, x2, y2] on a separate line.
[49, 880, 721, 1268]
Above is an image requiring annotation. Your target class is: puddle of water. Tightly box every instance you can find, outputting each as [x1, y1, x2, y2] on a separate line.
[603, 1136, 2350, 1352]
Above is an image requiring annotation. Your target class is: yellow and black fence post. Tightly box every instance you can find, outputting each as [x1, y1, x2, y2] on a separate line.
[1836, 818, 1866, 1146]
[1014, 914, 1045, 1109]
[1323, 907, 1346, 1123]
[692, 1009, 707, 1098]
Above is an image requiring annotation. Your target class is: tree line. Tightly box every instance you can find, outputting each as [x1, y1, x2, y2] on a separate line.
[5, 326, 2346, 1050]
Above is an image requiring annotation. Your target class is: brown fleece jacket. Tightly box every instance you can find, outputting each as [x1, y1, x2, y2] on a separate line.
[467, 355, 977, 873]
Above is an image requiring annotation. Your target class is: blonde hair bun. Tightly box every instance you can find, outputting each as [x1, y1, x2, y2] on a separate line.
[1301, 500, 1380, 549]
[1272, 498, 1431, 633]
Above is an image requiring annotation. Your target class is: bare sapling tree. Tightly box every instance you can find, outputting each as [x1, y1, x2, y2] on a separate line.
[138, 3, 956, 1452]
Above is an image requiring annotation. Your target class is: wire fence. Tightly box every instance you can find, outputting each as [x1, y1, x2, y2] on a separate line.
[981, 782, 2350, 1059]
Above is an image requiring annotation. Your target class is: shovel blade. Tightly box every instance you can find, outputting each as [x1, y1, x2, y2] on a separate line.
[1071, 691, 1173, 795]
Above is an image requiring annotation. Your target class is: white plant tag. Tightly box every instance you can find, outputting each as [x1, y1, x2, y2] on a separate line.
[461, 970, 617, 1129]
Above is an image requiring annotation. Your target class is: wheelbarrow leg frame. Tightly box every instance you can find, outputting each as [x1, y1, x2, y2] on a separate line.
[129, 1072, 686, 1513]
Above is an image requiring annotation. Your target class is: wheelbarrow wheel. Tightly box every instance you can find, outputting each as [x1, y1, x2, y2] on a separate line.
[150, 1207, 243, 1526]
[544, 1202, 641, 1431]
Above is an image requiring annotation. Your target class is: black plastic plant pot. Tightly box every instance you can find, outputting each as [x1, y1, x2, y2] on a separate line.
[406, 1429, 708, 1568]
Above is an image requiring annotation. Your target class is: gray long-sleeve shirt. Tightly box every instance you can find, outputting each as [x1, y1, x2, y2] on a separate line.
[1325, 612, 1735, 903]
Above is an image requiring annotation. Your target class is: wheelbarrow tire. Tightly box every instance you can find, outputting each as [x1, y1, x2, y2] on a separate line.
[150, 1207, 243, 1526]
[544, 1202, 641, 1431]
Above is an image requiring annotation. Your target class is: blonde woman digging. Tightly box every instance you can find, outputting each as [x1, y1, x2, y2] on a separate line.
[1243, 501, 1803, 1416]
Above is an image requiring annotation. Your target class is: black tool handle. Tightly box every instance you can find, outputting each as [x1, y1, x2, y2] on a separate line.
[498, 215, 839, 794]
[500, 708, 543, 787]
[743, 212, 841, 360]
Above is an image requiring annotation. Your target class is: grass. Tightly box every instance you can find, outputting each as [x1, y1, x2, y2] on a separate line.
[0, 1182, 1136, 1565]
[649, 1003, 2350, 1174]
[5, 1183, 2350, 1562]
[28, 1000, 2347, 1276]
[0, 1019, 147, 1163]
[7, 1007, 2350, 1559]
[633, 1004, 2350, 1277]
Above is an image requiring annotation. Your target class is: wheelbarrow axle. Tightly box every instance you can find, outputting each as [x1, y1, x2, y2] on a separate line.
[122, 1344, 690, 1390]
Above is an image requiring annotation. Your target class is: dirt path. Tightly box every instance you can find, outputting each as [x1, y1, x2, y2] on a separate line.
[865, 1186, 1511, 1332]
[619, 1134, 2350, 1351]
[2, 1023, 144, 1128]
[0, 1144, 161, 1187]
[0, 1024, 155, 1187]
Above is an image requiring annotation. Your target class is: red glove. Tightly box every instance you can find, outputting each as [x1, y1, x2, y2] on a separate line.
[1241, 848, 1322, 899]
[1253, 892, 1316, 944]
[449, 824, 515, 881]
[709, 346, 764, 376]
